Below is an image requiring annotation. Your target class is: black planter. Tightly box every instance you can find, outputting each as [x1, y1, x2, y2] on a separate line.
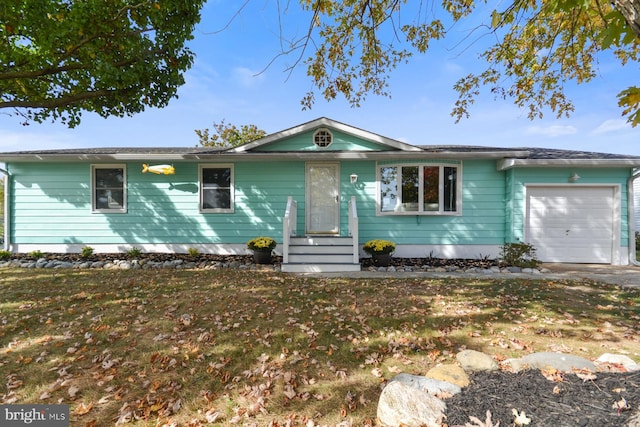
[373, 253, 392, 267]
[252, 250, 273, 264]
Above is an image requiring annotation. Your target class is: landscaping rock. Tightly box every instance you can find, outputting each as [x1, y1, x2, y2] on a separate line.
[377, 380, 446, 427]
[426, 364, 470, 387]
[503, 352, 596, 373]
[456, 349, 499, 372]
[388, 373, 461, 397]
[595, 353, 640, 372]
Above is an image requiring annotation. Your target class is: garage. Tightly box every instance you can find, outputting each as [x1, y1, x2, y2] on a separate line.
[525, 186, 619, 264]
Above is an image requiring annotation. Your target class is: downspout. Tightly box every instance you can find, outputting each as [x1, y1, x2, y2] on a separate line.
[0, 167, 9, 252]
[627, 170, 640, 266]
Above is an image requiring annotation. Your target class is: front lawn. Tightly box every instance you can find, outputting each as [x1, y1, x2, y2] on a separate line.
[0, 269, 638, 426]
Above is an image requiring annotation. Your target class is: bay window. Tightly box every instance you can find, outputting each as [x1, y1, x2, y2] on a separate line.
[378, 163, 460, 215]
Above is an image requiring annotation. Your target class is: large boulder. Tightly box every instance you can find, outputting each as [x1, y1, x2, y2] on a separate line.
[377, 380, 446, 427]
[389, 373, 461, 396]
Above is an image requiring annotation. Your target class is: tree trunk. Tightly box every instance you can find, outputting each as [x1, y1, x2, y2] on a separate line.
[615, 0, 640, 38]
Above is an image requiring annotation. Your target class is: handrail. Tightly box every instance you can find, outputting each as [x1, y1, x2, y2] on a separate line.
[348, 196, 359, 264]
[283, 196, 297, 264]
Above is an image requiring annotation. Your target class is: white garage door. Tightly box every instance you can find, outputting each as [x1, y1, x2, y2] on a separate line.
[525, 186, 617, 263]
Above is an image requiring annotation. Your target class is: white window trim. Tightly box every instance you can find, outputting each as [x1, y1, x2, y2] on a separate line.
[199, 164, 235, 213]
[91, 164, 127, 213]
[376, 162, 462, 216]
[313, 128, 333, 148]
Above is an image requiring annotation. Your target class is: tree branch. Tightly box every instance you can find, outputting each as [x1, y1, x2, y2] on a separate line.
[0, 87, 134, 109]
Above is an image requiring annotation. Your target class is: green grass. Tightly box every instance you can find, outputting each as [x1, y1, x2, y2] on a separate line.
[0, 269, 638, 426]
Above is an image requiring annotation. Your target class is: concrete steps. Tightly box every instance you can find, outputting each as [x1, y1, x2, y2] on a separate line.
[281, 236, 361, 273]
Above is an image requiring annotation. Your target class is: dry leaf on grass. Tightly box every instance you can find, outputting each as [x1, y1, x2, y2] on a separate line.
[73, 402, 93, 416]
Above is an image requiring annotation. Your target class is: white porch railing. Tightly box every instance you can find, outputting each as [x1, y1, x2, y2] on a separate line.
[348, 196, 359, 264]
[283, 196, 297, 264]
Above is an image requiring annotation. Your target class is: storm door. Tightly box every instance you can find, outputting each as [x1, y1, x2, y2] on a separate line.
[306, 163, 340, 234]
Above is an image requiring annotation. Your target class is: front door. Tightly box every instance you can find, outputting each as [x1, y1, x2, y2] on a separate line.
[306, 163, 340, 234]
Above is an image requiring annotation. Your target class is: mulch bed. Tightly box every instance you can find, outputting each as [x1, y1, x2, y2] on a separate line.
[443, 370, 640, 427]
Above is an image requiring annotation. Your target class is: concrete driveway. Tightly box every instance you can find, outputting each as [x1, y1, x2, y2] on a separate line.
[309, 263, 640, 289]
[540, 263, 640, 288]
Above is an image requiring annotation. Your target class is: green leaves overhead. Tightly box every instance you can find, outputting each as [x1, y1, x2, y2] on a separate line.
[452, 0, 639, 124]
[297, 1, 447, 109]
[293, 0, 640, 125]
[0, 0, 204, 127]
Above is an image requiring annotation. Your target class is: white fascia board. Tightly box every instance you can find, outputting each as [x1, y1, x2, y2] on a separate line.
[498, 158, 640, 170]
[192, 150, 532, 161]
[229, 117, 423, 153]
[0, 153, 189, 162]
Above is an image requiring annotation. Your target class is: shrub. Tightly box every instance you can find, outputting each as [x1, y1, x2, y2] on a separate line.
[499, 242, 540, 268]
[81, 246, 94, 259]
[126, 247, 142, 258]
[28, 250, 44, 259]
[0, 250, 10, 260]
[247, 237, 277, 252]
[188, 247, 200, 257]
[362, 239, 396, 255]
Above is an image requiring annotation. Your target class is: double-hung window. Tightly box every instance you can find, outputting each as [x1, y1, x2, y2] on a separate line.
[92, 165, 126, 213]
[200, 164, 234, 213]
[378, 163, 460, 215]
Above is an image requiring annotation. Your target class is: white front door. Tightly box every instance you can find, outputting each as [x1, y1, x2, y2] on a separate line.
[306, 163, 340, 234]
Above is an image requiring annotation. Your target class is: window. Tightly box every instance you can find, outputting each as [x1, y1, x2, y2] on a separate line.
[378, 164, 460, 215]
[313, 128, 333, 148]
[92, 165, 126, 213]
[200, 164, 234, 213]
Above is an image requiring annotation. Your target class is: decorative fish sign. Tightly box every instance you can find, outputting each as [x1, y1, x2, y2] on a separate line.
[142, 164, 175, 175]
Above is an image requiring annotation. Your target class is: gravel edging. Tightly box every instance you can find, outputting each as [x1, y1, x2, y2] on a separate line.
[0, 254, 551, 276]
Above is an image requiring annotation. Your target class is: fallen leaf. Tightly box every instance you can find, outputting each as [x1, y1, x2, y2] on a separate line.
[74, 402, 93, 416]
[512, 408, 532, 426]
[68, 385, 80, 398]
[612, 397, 630, 414]
[575, 371, 597, 382]
[540, 368, 563, 382]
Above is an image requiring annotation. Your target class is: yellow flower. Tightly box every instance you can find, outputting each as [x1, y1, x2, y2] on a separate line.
[247, 237, 277, 251]
[362, 239, 395, 255]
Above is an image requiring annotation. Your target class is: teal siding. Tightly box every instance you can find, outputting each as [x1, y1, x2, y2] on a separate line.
[6, 160, 633, 251]
[345, 159, 508, 246]
[510, 168, 633, 247]
[8, 159, 508, 247]
[8, 161, 306, 245]
[256, 129, 394, 152]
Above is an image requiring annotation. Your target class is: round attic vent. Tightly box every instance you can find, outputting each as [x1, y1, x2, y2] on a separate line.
[313, 128, 333, 148]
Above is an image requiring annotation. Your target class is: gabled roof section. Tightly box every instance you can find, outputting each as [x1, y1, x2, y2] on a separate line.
[228, 117, 423, 153]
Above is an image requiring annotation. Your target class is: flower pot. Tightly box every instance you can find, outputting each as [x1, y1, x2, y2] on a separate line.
[372, 253, 392, 267]
[253, 250, 273, 265]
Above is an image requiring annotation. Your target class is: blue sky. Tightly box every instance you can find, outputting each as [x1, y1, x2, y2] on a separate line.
[0, 1, 638, 155]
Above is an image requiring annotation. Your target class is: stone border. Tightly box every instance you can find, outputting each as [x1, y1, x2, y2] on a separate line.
[377, 350, 640, 427]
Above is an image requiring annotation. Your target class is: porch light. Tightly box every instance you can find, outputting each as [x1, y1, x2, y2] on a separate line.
[350, 174, 358, 184]
[569, 172, 581, 183]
